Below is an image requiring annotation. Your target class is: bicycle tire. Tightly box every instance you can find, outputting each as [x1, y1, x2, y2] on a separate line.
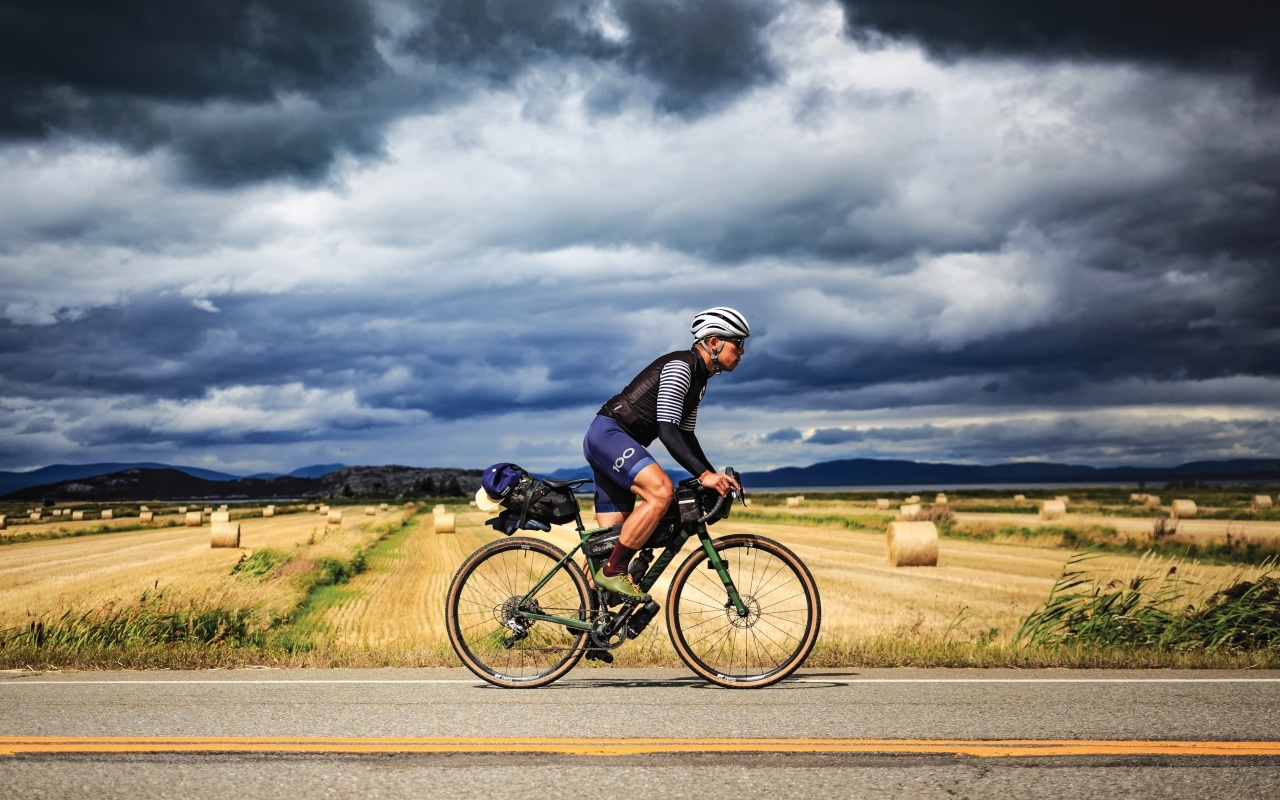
[446, 536, 593, 688]
[665, 534, 821, 688]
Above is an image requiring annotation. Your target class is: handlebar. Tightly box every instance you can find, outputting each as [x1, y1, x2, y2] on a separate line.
[694, 467, 745, 524]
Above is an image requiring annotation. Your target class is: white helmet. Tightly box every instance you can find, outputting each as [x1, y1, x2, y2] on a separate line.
[690, 307, 750, 342]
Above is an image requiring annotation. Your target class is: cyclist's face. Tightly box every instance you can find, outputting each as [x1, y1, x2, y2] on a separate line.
[716, 336, 744, 372]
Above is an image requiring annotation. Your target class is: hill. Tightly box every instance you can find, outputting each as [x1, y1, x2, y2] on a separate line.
[0, 462, 240, 497]
[738, 457, 1280, 487]
[1, 465, 482, 502]
[552, 457, 1280, 488]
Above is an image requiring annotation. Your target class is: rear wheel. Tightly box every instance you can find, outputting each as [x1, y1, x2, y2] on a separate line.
[666, 534, 820, 688]
[446, 537, 592, 688]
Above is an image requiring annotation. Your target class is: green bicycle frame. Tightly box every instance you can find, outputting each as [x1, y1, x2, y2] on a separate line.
[509, 517, 749, 632]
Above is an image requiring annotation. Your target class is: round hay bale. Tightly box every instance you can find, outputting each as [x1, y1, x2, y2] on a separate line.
[365, 506, 376, 516]
[210, 522, 240, 548]
[1170, 499, 1197, 519]
[29, 512, 41, 521]
[1039, 500, 1066, 520]
[887, 521, 939, 567]
[1129, 493, 1143, 502]
[262, 507, 275, 518]
[72, 511, 85, 521]
[934, 493, 948, 504]
[433, 504, 447, 514]
[178, 506, 188, 514]
[1014, 494, 1027, 502]
[211, 511, 230, 523]
[1144, 494, 1162, 507]
[905, 495, 921, 504]
[327, 509, 343, 524]
[306, 504, 316, 512]
[140, 505, 149, 512]
[379, 503, 389, 511]
[319, 505, 330, 515]
[1054, 495, 1070, 505]
[875, 498, 891, 510]
[219, 504, 228, 512]
[185, 511, 203, 527]
[785, 497, 801, 508]
[102, 510, 113, 520]
[1252, 495, 1273, 510]
[434, 513, 456, 534]
[139, 511, 154, 523]
[0, 515, 7, 530]
[899, 503, 922, 522]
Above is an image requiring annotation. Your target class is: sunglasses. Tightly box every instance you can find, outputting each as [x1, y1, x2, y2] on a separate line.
[725, 337, 745, 352]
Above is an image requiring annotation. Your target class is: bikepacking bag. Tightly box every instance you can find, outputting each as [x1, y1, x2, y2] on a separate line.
[665, 477, 733, 527]
[481, 463, 580, 535]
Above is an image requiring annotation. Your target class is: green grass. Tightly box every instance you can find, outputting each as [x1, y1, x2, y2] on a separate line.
[1016, 549, 1280, 654]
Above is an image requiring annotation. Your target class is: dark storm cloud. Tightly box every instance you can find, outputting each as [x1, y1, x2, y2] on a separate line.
[400, 0, 781, 113]
[612, 0, 781, 114]
[836, 1, 1280, 88]
[1, 0, 784, 185]
[0, 0, 386, 184]
[0, 288, 619, 422]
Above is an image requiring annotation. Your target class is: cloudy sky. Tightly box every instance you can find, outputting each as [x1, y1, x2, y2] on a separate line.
[2, 0, 1278, 476]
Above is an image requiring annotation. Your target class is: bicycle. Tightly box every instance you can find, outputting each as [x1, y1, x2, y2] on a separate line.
[445, 469, 821, 688]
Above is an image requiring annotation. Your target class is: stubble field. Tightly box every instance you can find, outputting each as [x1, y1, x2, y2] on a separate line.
[2, 493, 1278, 668]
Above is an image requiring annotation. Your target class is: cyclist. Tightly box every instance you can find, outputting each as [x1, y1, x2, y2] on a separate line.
[582, 306, 749, 599]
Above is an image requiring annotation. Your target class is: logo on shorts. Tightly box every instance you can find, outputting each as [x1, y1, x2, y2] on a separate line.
[613, 448, 635, 473]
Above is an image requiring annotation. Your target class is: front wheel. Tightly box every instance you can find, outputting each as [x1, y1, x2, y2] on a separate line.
[666, 534, 821, 688]
[446, 537, 593, 688]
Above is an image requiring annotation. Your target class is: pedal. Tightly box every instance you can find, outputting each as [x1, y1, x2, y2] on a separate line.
[584, 649, 614, 664]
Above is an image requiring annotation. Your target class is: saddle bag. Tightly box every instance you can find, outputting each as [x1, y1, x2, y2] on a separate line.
[482, 463, 582, 535]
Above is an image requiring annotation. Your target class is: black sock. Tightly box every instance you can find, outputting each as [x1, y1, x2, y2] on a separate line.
[603, 543, 637, 577]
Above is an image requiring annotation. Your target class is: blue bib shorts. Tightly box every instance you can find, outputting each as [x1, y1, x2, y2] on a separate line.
[582, 414, 657, 514]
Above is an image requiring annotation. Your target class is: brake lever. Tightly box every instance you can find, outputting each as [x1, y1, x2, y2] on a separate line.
[725, 466, 747, 508]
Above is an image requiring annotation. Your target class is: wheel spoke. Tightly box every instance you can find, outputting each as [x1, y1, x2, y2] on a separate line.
[446, 538, 592, 688]
[667, 536, 820, 687]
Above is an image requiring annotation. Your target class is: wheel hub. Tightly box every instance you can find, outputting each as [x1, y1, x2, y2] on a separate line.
[497, 595, 543, 628]
[725, 594, 762, 628]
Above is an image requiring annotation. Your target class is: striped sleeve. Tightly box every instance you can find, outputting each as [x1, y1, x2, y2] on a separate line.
[656, 360, 694, 427]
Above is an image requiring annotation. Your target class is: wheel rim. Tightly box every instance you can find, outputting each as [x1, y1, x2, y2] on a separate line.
[452, 545, 587, 682]
[672, 542, 814, 681]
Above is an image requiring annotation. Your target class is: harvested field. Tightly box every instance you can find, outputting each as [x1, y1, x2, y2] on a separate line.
[0, 506, 412, 631]
[2, 495, 1277, 668]
[300, 503, 1275, 657]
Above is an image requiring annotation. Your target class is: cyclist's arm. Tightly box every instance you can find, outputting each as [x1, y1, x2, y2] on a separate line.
[657, 421, 713, 478]
[655, 359, 721, 482]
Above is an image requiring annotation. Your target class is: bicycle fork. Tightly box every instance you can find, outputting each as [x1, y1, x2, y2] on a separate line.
[698, 532, 750, 618]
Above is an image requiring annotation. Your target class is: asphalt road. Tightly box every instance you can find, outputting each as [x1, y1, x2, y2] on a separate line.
[3, 667, 1280, 798]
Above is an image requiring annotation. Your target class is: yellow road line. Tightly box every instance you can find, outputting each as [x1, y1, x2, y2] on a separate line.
[2, 737, 1279, 757]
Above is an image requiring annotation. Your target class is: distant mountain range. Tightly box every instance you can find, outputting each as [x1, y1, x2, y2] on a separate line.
[0, 465, 480, 502]
[0, 462, 347, 498]
[550, 457, 1280, 488]
[3, 457, 1278, 502]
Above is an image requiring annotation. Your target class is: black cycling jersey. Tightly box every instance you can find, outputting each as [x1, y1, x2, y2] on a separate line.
[599, 349, 715, 477]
